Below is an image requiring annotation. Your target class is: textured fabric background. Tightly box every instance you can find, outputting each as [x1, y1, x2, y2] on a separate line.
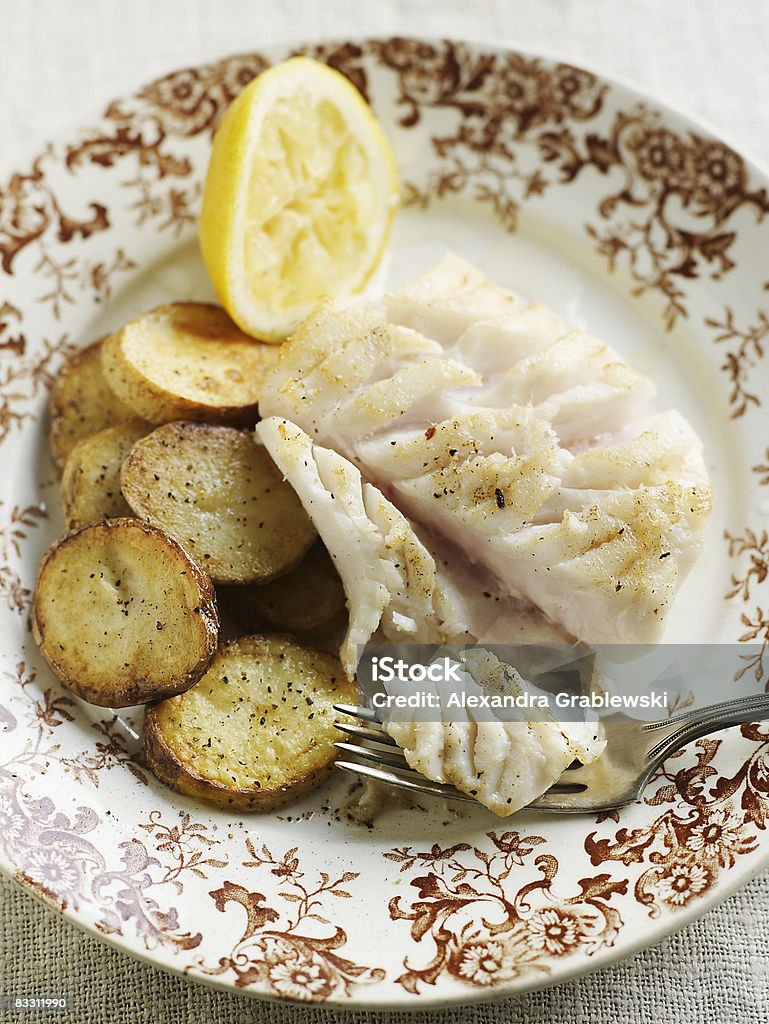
[1, 1, 769, 1021]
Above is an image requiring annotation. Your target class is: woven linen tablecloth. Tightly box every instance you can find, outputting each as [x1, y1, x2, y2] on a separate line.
[2, 1, 769, 1021]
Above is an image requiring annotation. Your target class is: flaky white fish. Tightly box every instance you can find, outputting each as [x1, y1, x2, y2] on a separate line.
[382, 648, 605, 816]
[259, 254, 711, 647]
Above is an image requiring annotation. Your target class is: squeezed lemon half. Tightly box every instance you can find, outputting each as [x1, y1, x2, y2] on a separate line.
[199, 57, 399, 342]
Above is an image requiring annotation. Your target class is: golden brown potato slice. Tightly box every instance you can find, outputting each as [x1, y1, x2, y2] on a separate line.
[100, 302, 280, 424]
[50, 338, 136, 471]
[121, 422, 316, 584]
[33, 518, 219, 707]
[60, 418, 150, 530]
[144, 634, 355, 811]
[221, 542, 346, 635]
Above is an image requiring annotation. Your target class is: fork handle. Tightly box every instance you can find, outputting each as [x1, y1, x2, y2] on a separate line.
[645, 693, 769, 762]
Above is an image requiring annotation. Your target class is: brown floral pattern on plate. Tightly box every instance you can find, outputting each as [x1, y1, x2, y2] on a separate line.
[707, 307, 769, 417]
[385, 832, 624, 992]
[724, 528, 769, 687]
[0, 504, 46, 613]
[358, 39, 769, 330]
[63, 53, 270, 244]
[0, 661, 219, 948]
[383, 730, 769, 992]
[191, 838, 385, 1001]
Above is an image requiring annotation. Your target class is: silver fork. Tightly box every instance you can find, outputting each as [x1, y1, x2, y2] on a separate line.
[333, 692, 769, 813]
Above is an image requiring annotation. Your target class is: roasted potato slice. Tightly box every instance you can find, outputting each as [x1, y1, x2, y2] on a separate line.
[33, 518, 219, 707]
[222, 542, 346, 635]
[60, 418, 150, 530]
[101, 302, 280, 424]
[50, 338, 136, 471]
[144, 634, 355, 810]
[121, 422, 316, 584]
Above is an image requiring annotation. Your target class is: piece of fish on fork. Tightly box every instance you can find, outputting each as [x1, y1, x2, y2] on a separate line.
[333, 692, 769, 814]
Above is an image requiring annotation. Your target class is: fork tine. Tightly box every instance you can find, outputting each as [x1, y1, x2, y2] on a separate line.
[334, 720, 399, 746]
[333, 703, 381, 723]
[334, 760, 478, 804]
[334, 740, 409, 771]
[528, 785, 597, 812]
[333, 707, 478, 804]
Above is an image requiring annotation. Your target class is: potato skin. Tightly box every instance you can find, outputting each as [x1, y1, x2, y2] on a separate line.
[144, 634, 356, 811]
[101, 302, 280, 425]
[144, 715, 335, 812]
[32, 518, 219, 707]
[49, 338, 135, 472]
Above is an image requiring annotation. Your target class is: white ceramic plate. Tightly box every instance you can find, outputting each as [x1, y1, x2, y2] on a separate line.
[2, 37, 769, 1009]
